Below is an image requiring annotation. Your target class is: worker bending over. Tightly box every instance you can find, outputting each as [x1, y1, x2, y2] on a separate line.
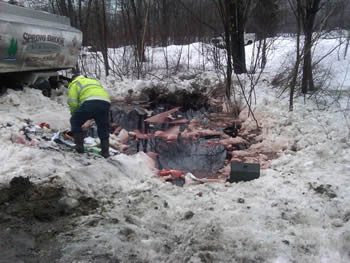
[67, 75, 110, 158]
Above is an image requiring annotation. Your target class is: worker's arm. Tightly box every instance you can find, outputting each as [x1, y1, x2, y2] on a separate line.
[67, 82, 79, 113]
[82, 119, 94, 130]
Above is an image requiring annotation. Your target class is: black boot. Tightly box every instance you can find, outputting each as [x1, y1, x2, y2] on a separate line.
[74, 132, 85, 153]
[100, 138, 110, 158]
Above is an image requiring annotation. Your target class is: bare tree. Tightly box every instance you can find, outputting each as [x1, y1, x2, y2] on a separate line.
[120, 0, 151, 77]
[299, 0, 321, 94]
[81, 0, 93, 45]
[100, 0, 110, 76]
[278, 0, 342, 111]
[249, 0, 279, 69]
[214, 0, 252, 107]
[129, 0, 149, 63]
[229, 0, 251, 75]
[288, 0, 303, 111]
[157, 0, 171, 47]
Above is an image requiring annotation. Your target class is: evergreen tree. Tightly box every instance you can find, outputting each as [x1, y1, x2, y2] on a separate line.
[8, 38, 17, 57]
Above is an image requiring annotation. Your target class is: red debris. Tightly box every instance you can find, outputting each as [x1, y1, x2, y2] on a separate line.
[39, 122, 50, 129]
[11, 134, 37, 146]
[132, 129, 153, 139]
[145, 107, 188, 124]
[159, 169, 185, 178]
[154, 126, 180, 141]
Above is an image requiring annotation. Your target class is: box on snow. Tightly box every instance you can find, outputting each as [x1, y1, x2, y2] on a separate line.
[228, 162, 260, 183]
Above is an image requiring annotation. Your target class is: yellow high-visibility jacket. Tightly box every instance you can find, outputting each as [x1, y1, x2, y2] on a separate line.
[67, 76, 110, 113]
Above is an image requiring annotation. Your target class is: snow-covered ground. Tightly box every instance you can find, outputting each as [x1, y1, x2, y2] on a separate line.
[0, 37, 350, 262]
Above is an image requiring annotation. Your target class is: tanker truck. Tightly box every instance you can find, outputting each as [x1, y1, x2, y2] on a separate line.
[0, 1, 82, 96]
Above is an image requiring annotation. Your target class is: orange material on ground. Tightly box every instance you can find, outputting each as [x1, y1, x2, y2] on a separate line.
[132, 129, 153, 139]
[145, 107, 187, 123]
[159, 169, 185, 178]
[154, 126, 180, 141]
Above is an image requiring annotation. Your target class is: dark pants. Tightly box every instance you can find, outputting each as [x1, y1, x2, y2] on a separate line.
[70, 100, 110, 140]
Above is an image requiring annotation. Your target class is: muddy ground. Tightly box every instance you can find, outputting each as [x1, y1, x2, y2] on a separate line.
[0, 176, 99, 263]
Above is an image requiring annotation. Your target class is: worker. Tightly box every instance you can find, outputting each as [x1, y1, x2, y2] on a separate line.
[67, 75, 111, 158]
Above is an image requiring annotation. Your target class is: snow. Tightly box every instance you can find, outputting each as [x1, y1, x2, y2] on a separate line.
[1, 36, 350, 262]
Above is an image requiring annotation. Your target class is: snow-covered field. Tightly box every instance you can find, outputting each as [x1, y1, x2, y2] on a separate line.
[0, 37, 350, 262]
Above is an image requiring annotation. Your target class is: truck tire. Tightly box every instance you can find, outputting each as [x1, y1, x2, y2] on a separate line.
[34, 78, 51, 97]
[0, 86, 7, 96]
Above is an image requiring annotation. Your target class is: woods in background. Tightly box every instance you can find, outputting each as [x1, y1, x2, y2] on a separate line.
[10, 0, 350, 112]
[19, 0, 350, 49]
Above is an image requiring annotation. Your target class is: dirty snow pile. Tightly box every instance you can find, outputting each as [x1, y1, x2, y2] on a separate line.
[0, 36, 350, 263]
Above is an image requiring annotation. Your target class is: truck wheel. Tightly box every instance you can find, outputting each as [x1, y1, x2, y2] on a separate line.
[42, 83, 52, 97]
[34, 78, 51, 97]
[0, 86, 7, 96]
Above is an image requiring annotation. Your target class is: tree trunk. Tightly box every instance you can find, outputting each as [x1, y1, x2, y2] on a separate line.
[78, 0, 82, 29]
[160, 0, 170, 46]
[130, 0, 146, 63]
[96, 0, 110, 76]
[261, 38, 267, 69]
[101, 0, 110, 76]
[120, 0, 130, 46]
[301, 31, 314, 94]
[289, 0, 302, 111]
[83, 0, 93, 45]
[300, 0, 321, 94]
[57, 0, 68, 17]
[344, 37, 349, 59]
[218, 0, 233, 100]
[229, 0, 247, 74]
[67, 0, 76, 27]
[225, 17, 233, 100]
[217, 0, 248, 103]
[141, 0, 150, 62]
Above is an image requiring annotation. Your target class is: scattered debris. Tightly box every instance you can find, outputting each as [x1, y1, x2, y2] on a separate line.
[237, 198, 245, 204]
[183, 211, 195, 220]
[108, 89, 276, 186]
[7, 88, 274, 187]
[10, 117, 118, 158]
[309, 183, 337, 199]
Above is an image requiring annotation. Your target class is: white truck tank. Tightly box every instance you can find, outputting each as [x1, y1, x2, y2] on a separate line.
[0, 1, 82, 95]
